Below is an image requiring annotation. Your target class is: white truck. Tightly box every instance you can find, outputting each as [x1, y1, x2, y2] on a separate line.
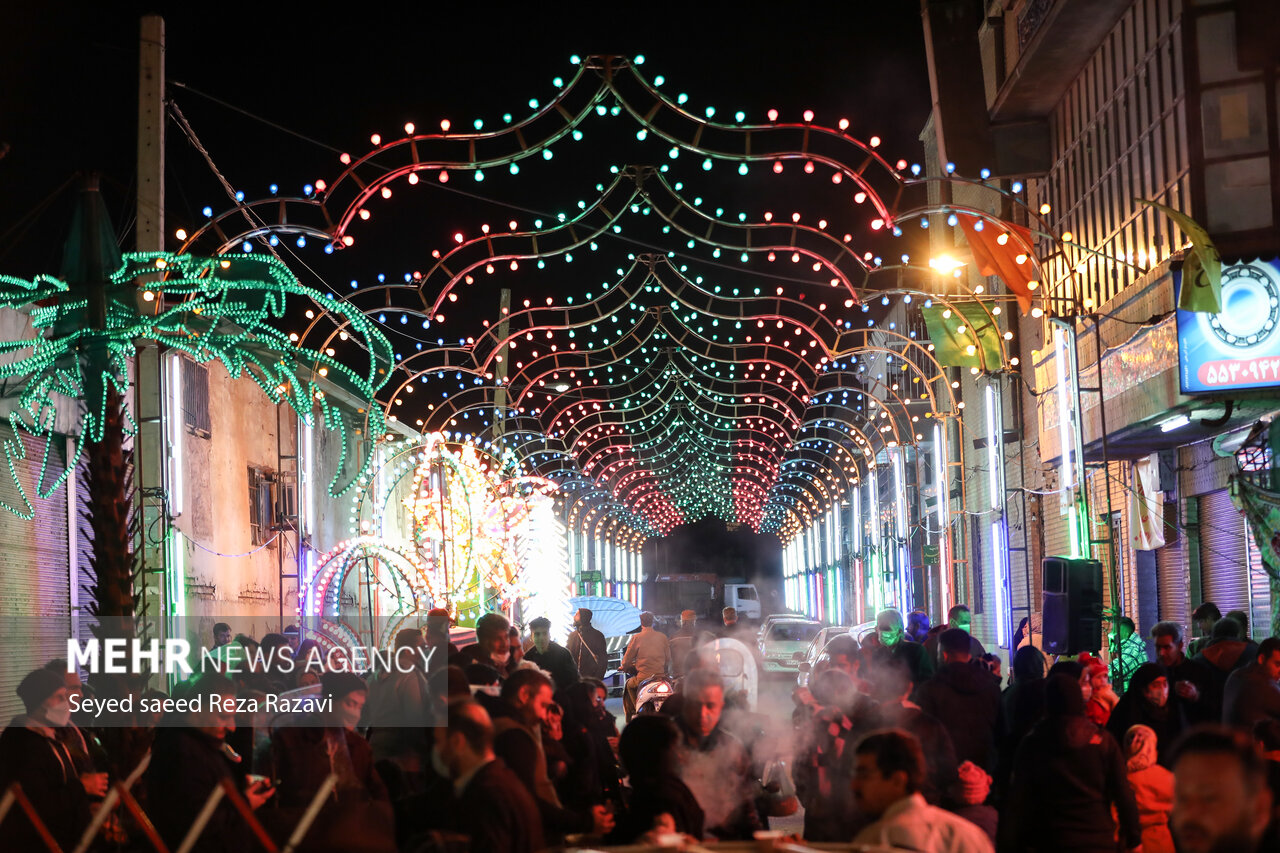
[643, 573, 761, 626]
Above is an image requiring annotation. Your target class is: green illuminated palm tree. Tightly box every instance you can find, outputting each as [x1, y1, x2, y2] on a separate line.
[0, 179, 392, 643]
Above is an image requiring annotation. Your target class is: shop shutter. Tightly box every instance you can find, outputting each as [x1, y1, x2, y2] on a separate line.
[1245, 526, 1274, 639]
[1198, 490, 1249, 615]
[0, 428, 70, 722]
[1156, 501, 1188, 625]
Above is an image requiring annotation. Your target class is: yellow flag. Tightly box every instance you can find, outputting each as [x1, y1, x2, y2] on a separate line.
[1138, 199, 1221, 313]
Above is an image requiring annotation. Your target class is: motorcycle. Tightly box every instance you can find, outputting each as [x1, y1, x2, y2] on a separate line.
[635, 673, 678, 714]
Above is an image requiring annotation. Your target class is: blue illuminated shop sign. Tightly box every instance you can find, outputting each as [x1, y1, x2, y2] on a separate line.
[1177, 258, 1280, 393]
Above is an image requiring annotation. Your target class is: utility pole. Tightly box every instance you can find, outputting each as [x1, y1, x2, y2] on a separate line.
[135, 15, 173, 649]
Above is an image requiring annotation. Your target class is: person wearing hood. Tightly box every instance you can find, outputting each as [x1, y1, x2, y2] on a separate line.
[916, 628, 1004, 774]
[0, 668, 91, 851]
[1123, 724, 1175, 853]
[1080, 653, 1120, 726]
[1108, 663, 1189, 768]
[995, 646, 1047, 797]
[1193, 615, 1258, 713]
[1000, 674, 1142, 853]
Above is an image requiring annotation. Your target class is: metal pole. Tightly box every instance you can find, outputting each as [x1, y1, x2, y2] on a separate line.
[136, 15, 168, 649]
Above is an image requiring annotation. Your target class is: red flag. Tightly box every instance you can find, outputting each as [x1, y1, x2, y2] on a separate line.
[957, 214, 1037, 314]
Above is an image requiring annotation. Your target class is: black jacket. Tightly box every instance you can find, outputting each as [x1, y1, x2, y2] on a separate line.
[865, 639, 936, 685]
[145, 726, 253, 853]
[1106, 691, 1188, 768]
[608, 773, 704, 843]
[916, 660, 1005, 772]
[524, 642, 580, 692]
[1223, 661, 1280, 730]
[871, 702, 958, 805]
[451, 759, 545, 853]
[1166, 654, 1216, 724]
[1000, 715, 1141, 853]
[0, 718, 91, 852]
[566, 624, 609, 681]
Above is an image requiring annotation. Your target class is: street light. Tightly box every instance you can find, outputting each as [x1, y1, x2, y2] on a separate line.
[928, 254, 967, 275]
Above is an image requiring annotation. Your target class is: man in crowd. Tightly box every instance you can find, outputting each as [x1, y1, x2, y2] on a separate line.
[669, 609, 702, 676]
[145, 673, 275, 850]
[213, 621, 232, 648]
[849, 729, 994, 852]
[916, 627, 1003, 773]
[923, 604, 985, 664]
[621, 611, 670, 721]
[430, 698, 544, 853]
[0, 668, 90, 851]
[1108, 616, 1148, 693]
[1171, 725, 1274, 853]
[523, 616, 579, 691]
[674, 667, 763, 840]
[364, 627, 433, 775]
[491, 667, 613, 841]
[719, 606, 749, 647]
[1195, 615, 1257, 713]
[424, 607, 458, 673]
[1188, 602, 1221, 657]
[1223, 636, 1280, 730]
[869, 657, 958, 804]
[866, 608, 934, 687]
[566, 607, 608, 682]
[1151, 620, 1215, 722]
[452, 612, 514, 679]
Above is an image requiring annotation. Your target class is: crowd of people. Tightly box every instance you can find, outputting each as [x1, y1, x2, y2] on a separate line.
[0, 601, 1278, 852]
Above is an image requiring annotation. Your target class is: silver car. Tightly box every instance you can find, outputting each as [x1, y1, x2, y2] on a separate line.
[758, 618, 822, 674]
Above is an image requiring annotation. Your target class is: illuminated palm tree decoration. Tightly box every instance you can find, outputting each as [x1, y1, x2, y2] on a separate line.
[0, 180, 392, 642]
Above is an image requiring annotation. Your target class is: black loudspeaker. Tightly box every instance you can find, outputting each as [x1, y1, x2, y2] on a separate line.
[1041, 557, 1104, 655]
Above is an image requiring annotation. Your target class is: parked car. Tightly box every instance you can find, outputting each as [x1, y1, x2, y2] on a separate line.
[758, 618, 822, 674]
[794, 625, 851, 688]
[757, 611, 809, 643]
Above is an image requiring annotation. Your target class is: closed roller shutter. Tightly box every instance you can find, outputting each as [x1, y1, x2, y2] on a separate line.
[1156, 501, 1188, 624]
[1245, 527, 1274, 639]
[1199, 490, 1249, 615]
[0, 428, 70, 722]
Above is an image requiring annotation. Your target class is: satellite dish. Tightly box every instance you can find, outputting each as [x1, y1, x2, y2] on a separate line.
[569, 595, 641, 637]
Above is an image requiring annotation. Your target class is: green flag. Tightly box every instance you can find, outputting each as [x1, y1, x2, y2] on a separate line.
[921, 301, 1004, 370]
[1138, 199, 1221, 313]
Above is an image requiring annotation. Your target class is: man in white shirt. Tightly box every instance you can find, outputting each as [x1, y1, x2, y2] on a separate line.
[850, 729, 994, 853]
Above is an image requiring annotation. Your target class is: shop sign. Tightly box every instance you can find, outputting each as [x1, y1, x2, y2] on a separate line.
[1177, 258, 1280, 393]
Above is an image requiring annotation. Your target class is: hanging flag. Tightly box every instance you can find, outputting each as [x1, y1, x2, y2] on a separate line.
[1129, 453, 1166, 551]
[1138, 199, 1221, 313]
[921, 301, 1003, 370]
[956, 213, 1038, 314]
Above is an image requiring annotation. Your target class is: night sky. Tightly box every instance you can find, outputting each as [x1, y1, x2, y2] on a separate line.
[1, 1, 934, 591]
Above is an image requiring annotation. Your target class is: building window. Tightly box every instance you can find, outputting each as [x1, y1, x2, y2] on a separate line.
[183, 361, 211, 437]
[248, 466, 275, 546]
